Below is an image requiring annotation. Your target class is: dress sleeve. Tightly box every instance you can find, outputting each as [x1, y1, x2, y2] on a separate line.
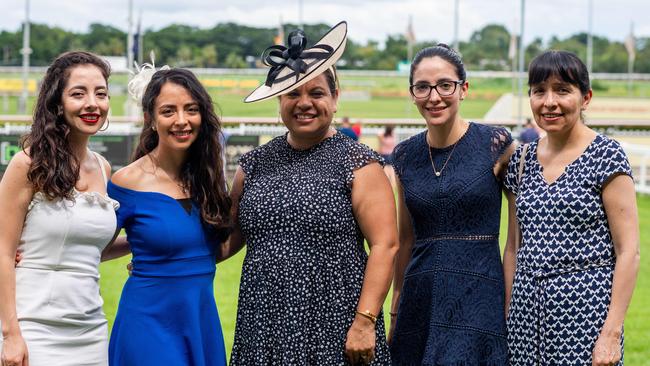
[391, 140, 407, 179]
[107, 182, 135, 230]
[490, 126, 514, 164]
[595, 138, 633, 189]
[345, 142, 385, 187]
[238, 149, 256, 177]
[504, 143, 525, 195]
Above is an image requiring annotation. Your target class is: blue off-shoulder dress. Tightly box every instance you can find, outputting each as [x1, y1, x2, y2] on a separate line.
[107, 181, 227, 366]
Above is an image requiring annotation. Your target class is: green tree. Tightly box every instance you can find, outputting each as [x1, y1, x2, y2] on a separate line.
[224, 52, 246, 68]
[462, 24, 511, 70]
[197, 44, 218, 68]
[175, 45, 193, 67]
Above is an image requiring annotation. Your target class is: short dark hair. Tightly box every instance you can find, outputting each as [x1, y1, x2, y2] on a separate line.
[528, 50, 590, 96]
[410, 43, 466, 85]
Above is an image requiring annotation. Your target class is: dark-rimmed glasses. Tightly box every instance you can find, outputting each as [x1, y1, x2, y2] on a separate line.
[409, 80, 464, 99]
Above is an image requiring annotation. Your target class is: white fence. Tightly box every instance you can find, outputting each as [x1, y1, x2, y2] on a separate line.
[620, 142, 650, 194]
[3, 122, 650, 194]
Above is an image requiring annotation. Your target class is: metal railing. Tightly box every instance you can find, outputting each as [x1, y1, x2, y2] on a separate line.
[3, 120, 650, 195]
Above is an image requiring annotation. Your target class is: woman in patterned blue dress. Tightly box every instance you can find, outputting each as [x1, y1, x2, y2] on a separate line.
[504, 50, 640, 365]
[388, 44, 515, 364]
[218, 22, 398, 365]
[107, 68, 231, 365]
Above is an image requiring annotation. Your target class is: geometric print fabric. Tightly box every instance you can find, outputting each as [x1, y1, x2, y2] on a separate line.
[504, 135, 631, 365]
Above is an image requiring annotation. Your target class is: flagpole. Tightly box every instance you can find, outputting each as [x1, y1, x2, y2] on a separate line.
[407, 15, 414, 62]
[19, 0, 31, 114]
[127, 0, 133, 71]
[517, 0, 526, 128]
[137, 10, 143, 65]
[453, 0, 460, 51]
[586, 0, 593, 74]
[626, 23, 636, 96]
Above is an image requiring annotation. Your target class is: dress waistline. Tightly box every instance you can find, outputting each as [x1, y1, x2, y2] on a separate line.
[517, 259, 614, 362]
[131, 254, 216, 278]
[417, 234, 498, 243]
[518, 259, 615, 280]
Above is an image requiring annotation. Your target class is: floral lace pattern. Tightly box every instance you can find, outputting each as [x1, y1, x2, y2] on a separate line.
[390, 122, 512, 365]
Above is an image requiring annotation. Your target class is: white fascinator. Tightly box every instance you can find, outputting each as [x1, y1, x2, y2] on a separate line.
[127, 51, 171, 106]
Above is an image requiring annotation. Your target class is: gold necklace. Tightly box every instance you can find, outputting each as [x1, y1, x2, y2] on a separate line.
[427, 139, 459, 177]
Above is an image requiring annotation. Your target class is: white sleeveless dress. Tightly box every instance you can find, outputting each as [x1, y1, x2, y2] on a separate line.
[0, 152, 119, 366]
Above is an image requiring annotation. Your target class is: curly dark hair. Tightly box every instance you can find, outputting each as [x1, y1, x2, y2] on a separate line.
[22, 51, 110, 200]
[133, 68, 232, 233]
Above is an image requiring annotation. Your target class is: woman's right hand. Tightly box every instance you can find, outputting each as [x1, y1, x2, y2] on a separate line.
[1, 333, 29, 366]
[14, 250, 23, 267]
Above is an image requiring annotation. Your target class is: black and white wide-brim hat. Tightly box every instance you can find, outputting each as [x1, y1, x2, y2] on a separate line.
[244, 21, 347, 103]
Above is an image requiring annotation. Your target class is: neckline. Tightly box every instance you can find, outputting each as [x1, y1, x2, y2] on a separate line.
[424, 121, 473, 152]
[283, 130, 339, 153]
[108, 180, 191, 201]
[533, 134, 602, 186]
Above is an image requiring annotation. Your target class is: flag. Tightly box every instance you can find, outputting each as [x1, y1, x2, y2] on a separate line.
[624, 23, 636, 61]
[405, 15, 416, 45]
[508, 32, 517, 60]
[274, 16, 285, 45]
[132, 14, 141, 63]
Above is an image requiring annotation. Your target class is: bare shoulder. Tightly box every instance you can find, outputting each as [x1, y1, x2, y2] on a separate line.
[0, 151, 34, 202]
[4, 151, 32, 178]
[110, 156, 150, 190]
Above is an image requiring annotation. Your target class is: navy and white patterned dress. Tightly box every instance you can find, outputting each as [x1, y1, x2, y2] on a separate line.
[230, 132, 390, 365]
[389, 123, 511, 365]
[504, 134, 632, 365]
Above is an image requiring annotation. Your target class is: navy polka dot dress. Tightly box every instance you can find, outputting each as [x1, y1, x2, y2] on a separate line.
[504, 134, 632, 365]
[230, 132, 390, 365]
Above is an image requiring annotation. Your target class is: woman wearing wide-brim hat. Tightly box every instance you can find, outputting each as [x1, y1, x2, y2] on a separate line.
[217, 21, 397, 365]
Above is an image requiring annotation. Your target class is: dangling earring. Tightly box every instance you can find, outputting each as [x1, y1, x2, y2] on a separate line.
[151, 123, 157, 131]
[99, 118, 110, 132]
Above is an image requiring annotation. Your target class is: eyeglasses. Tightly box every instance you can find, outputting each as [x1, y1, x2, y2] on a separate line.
[409, 80, 464, 99]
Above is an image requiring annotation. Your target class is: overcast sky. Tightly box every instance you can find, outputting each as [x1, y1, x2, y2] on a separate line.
[1, 0, 648, 46]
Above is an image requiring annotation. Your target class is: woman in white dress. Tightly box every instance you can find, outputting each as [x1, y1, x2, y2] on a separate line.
[0, 51, 126, 366]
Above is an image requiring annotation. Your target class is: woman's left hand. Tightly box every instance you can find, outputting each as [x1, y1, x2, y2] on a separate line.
[345, 315, 376, 365]
[592, 330, 621, 366]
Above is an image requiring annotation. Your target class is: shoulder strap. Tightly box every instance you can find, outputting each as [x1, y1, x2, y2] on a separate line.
[92, 151, 108, 186]
[513, 143, 528, 253]
[517, 143, 528, 191]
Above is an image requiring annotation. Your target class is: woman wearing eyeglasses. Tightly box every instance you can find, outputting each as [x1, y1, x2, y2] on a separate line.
[388, 44, 515, 364]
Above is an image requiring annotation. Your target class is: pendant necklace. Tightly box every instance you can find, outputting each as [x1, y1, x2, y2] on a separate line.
[427, 136, 459, 177]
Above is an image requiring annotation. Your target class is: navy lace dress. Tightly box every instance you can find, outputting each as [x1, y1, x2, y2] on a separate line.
[390, 122, 511, 365]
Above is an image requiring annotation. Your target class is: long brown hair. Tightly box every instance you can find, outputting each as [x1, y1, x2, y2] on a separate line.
[133, 68, 231, 233]
[22, 51, 110, 200]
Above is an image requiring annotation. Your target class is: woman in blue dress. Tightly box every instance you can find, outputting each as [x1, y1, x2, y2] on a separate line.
[504, 50, 639, 366]
[107, 68, 231, 365]
[388, 44, 515, 364]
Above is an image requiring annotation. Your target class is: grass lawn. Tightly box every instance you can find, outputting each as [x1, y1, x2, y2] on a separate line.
[2, 74, 649, 120]
[100, 194, 650, 363]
